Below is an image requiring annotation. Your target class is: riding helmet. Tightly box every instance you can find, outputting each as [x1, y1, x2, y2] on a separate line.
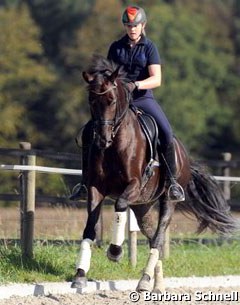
[122, 6, 147, 26]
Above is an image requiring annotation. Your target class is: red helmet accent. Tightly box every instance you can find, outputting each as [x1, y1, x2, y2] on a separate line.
[122, 6, 147, 26]
[126, 7, 138, 22]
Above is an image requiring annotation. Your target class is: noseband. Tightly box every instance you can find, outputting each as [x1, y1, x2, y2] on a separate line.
[90, 82, 129, 140]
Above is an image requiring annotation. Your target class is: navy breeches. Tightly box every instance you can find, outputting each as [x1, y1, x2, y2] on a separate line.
[132, 97, 173, 152]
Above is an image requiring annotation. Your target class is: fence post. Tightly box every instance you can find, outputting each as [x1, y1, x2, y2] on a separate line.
[163, 226, 170, 259]
[19, 142, 36, 258]
[128, 208, 139, 267]
[222, 152, 232, 201]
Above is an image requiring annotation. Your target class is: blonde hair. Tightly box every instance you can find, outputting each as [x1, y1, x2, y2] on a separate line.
[142, 23, 146, 36]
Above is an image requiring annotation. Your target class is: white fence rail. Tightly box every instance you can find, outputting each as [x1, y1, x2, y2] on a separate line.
[0, 164, 82, 175]
[213, 176, 240, 182]
[1, 163, 240, 181]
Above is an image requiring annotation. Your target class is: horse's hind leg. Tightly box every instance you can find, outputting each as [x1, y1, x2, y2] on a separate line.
[131, 204, 159, 292]
[153, 260, 165, 292]
[152, 199, 176, 292]
[130, 204, 156, 241]
[136, 198, 176, 292]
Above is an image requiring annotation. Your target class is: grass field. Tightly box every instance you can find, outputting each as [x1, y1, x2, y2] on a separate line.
[0, 206, 239, 284]
[0, 241, 240, 284]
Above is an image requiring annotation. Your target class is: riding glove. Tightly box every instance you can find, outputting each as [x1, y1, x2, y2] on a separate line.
[126, 81, 136, 93]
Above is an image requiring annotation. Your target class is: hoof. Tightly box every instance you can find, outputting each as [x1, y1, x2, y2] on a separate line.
[136, 274, 152, 292]
[71, 276, 87, 289]
[71, 269, 87, 289]
[107, 244, 124, 262]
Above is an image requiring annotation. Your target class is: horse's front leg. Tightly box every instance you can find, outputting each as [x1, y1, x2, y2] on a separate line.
[107, 178, 141, 262]
[71, 186, 104, 289]
[116, 177, 141, 211]
[106, 208, 127, 262]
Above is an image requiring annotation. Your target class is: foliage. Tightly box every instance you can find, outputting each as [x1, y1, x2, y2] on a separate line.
[147, 2, 235, 155]
[229, 0, 240, 145]
[60, 0, 122, 70]
[0, 4, 56, 148]
[26, 0, 95, 61]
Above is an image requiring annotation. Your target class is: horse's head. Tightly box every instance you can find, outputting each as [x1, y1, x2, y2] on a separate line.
[82, 56, 129, 150]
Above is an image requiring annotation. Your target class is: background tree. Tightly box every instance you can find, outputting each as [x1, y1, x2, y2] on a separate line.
[0, 3, 61, 199]
[230, 0, 240, 149]
[147, 1, 238, 157]
[0, 3, 56, 148]
[26, 0, 95, 66]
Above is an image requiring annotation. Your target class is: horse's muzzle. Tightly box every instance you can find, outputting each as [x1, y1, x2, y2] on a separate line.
[94, 136, 113, 150]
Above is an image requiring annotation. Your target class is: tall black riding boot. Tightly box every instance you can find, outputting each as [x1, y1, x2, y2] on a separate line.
[164, 143, 185, 202]
[69, 144, 89, 201]
[69, 121, 93, 201]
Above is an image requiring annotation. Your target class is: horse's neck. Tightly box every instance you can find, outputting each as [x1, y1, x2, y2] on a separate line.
[116, 110, 140, 147]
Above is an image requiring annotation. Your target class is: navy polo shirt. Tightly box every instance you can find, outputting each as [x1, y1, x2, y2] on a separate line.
[107, 34, 161, 99]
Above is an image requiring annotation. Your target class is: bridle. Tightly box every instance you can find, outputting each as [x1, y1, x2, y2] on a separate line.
[91, 85, 117, 96]
[90, 81, 129, 141]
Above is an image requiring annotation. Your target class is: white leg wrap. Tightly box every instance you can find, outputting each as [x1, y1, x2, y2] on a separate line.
[75, 238, 92, 273]
[144, 248, 159, 279]
[154, 260, 165, 292]
[111, 211, 127, 246]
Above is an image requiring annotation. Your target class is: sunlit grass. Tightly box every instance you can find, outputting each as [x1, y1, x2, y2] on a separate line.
[0, 241, 240, 284]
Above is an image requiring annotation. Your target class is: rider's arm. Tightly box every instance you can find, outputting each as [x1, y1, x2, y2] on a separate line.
[135, 64, 161, 90]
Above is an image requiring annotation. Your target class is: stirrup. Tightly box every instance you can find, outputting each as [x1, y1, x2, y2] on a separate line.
[69, 182, 87, 201]
[167, 182, 185, 202]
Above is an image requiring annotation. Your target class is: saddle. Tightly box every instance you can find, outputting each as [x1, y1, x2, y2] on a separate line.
[130, 105, 161, 188]
[130, 105, 159, 160]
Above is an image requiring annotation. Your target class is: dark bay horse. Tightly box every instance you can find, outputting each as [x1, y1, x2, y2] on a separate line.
[71, 56, 238, 292]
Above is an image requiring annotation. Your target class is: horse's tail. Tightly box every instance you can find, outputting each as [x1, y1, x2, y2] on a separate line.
[179, 163, 239, 235]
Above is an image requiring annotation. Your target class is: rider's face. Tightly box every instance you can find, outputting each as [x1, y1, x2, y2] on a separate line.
[125, 23, 144, 42]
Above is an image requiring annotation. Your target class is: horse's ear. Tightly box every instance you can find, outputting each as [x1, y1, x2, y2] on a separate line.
[82, 71, 94, 83]
[108, 65, 121, 83]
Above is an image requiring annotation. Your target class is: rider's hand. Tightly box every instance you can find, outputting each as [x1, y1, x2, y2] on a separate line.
[126, 81, 136, 93]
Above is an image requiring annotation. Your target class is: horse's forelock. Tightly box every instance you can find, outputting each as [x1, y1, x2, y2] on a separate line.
[85, 56, 129, 97]
[87, 55, 127, 81]
[87, 56, 114, 75]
